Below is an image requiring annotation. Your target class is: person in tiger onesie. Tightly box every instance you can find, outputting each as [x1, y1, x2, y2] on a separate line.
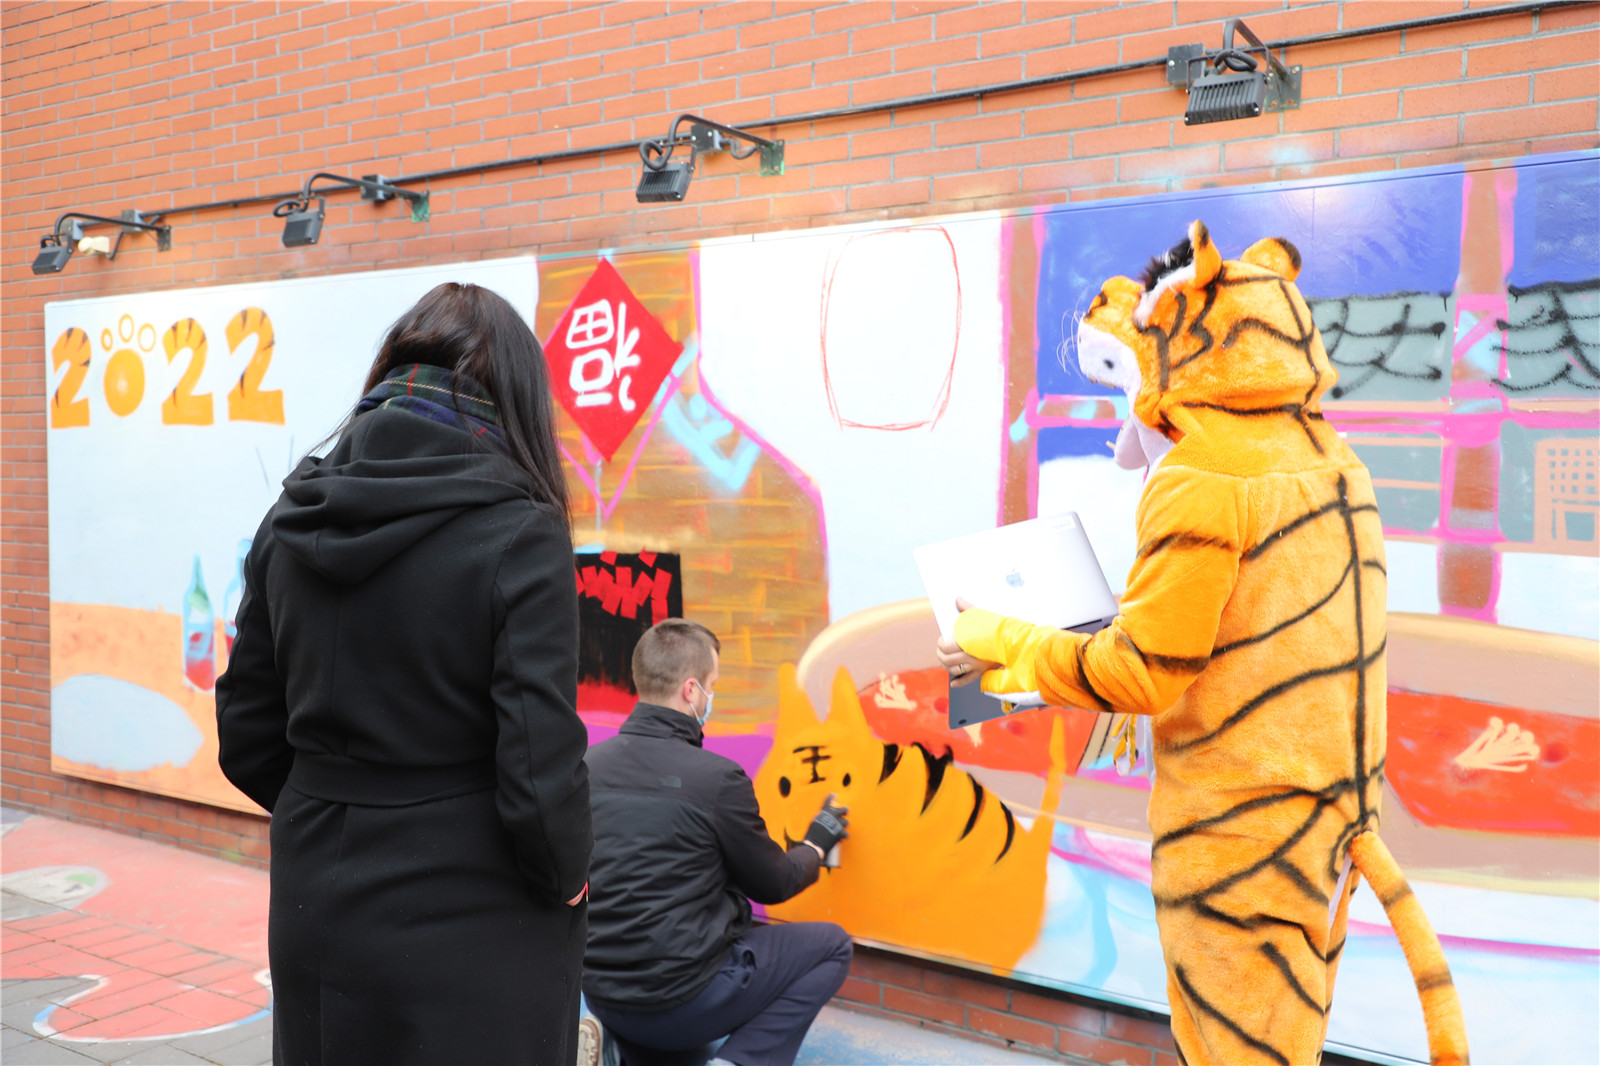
[937, 221, 1470, 1066]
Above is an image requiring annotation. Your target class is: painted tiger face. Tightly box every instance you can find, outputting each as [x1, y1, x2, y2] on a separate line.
[752, 664, 1069, 973]
[753, 666, 879, 850]
[1079, 219, 1335, 448]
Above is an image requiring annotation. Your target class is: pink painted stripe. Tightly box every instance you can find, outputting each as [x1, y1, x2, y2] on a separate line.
[1348, 918, 1600, 964]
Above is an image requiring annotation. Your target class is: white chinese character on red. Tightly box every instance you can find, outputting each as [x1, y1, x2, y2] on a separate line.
[566, 299, 642, 411]
[566, 300, 614, 349]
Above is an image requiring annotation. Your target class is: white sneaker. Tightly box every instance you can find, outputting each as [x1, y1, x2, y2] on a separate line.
[575, 1016, 602, 1066]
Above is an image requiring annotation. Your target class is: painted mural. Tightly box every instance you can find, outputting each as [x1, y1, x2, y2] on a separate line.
[44, 259, 543, 812]
[44, 150, 1597, 1064]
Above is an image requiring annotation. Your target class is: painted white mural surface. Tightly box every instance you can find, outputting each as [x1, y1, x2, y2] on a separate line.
[45, 153, 1599, 1065]
[45, 258, 538, 808]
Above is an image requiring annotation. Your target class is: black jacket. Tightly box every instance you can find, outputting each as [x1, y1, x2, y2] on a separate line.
[583, 702, 820, 1012]
[216, 407, 592, 1065]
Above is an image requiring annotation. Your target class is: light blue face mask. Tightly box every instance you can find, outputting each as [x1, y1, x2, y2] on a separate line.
[692, 679, 715, 726]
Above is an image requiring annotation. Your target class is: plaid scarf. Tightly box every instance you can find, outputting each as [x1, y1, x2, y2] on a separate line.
[355, 364, 505, 449]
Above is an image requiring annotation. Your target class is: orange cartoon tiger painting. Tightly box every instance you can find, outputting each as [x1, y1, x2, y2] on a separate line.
[752, 664, 1067, 974]
[945, 221, 1471, 1065]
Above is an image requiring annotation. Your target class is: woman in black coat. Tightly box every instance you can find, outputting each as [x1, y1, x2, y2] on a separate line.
[217, 282, 591, 1066]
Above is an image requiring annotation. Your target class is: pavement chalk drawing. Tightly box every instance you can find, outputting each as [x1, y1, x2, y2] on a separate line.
[1, 817, 272, 1044]
[42, 152, 1598, 1065]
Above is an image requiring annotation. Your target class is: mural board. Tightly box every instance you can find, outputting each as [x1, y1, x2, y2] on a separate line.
[44, 258, 540, 812]
[44, 152, 1599, 1063]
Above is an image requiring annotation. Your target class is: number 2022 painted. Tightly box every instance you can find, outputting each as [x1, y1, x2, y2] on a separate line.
[50, 307, 284, 429]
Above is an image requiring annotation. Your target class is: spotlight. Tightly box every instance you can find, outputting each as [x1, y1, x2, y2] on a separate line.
[1168, 18, 1301, 126]
[29, 211, 170, 275]
[637, 157, 695, 204]
[636, 113, 784, 204]
[274, 173, 428, 248]
[275, 196, 325, 248]
[32, 236, 73, 275]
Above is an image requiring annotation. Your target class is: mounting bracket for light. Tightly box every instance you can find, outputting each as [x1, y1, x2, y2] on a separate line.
[30, 209, 171, 274]
[637, 113, 785, 203]
[273, 173, 430, 247]
[302, 172, 428, 222]
[1169, 17, 1301, 125]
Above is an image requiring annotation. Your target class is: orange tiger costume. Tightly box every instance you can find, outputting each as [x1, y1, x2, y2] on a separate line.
[954, 221, 1469, 1065]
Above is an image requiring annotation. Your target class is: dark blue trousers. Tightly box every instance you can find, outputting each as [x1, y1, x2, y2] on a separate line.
[589, 922, 852, 1066]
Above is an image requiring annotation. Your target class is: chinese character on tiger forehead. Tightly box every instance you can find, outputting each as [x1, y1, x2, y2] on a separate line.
[955, 220, 1470, 1066]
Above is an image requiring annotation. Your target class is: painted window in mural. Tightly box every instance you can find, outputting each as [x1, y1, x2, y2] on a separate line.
[45, 152, 1597, 1065]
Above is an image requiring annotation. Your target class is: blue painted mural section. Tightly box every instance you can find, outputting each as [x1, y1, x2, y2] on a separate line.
[1037, 425, 1120, 464]
[1509, 152, 1600, 288]
[52, 675, 203, 772]
[1034, 168, 1465, 396]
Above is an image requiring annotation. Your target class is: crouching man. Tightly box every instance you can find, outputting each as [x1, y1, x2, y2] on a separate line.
[581, 619, 853, 1066]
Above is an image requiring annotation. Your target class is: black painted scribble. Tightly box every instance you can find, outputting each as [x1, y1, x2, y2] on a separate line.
[1309, 292, 1451, 402]
[575, 551, 683, 696]
[1493, 279, 1600, 395]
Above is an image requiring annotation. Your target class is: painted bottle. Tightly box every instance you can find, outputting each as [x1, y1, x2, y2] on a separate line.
[222, 538, 250, 659]
[183, 555, 215, 691]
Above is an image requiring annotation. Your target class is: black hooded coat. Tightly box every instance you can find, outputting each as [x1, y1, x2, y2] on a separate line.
[216, 406, 592, 1066]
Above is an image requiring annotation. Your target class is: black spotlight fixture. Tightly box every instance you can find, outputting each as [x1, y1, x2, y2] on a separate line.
[1169, 17, 1301, 126]
[30, 210, 171, 275]
[637, 114, 784, 204]
[274, 173, 428, 248]
[274, 195, 326, 248]
[32, 233, 74, 275]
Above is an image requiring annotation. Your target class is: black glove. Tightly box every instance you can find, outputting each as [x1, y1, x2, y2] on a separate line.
[803, 794, 849, 855]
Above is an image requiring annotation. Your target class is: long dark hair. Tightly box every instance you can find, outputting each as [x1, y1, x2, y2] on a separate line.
[363, 282, 570, 523]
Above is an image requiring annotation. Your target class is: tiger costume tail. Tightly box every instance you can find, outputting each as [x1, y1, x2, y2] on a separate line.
[1348, 831, 1469, 1066]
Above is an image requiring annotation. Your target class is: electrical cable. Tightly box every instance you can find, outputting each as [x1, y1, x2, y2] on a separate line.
[74, 0, 1594, 221]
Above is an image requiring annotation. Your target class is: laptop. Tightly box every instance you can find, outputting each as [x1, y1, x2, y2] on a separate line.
[914, 512, 1118, 728]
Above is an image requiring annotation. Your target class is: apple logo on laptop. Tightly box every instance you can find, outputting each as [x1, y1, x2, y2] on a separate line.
[1005, 569, 1024, 588]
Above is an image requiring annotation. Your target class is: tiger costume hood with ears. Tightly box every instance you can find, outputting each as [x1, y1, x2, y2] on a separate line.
[956, 221, 1470, 1066]
[1077, 220, 1337, 475]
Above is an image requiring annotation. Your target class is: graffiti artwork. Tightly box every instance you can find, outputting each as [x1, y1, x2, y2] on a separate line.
[44, 151, 1597, 1063]
[44, 259, 541, 811]
[575, 550, 684, 712]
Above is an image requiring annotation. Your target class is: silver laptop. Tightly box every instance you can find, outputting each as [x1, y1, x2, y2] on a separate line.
[914, 512, 1118, 728]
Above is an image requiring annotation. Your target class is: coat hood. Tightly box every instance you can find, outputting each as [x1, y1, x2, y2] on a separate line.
[272, 408, 535, 584]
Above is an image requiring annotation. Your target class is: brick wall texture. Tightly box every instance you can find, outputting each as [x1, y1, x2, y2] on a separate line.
[843, 946, 1183, 1065]
[3, 0, 1597, 1056]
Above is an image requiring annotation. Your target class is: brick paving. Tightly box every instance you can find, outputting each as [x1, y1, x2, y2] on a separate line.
[2, 807, 271, 1066]
[2, 807, 1060, 1066]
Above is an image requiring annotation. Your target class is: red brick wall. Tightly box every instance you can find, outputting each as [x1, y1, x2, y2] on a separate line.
[842, 945, 1182, 1065]
[2, 0, 1597, 1033]
[837, 944, 1394, 1065]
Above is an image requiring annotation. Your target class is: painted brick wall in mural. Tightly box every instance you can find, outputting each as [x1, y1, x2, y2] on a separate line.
[44, 151, 1597, 1065]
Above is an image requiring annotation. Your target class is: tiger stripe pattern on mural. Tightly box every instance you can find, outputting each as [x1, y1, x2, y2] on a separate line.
[753, 665, 1066, 974]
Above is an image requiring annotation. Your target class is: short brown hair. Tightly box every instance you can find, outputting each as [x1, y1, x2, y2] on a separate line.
[632, 619, 721, 704]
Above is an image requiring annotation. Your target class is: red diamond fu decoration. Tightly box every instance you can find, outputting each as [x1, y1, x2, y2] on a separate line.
[545, 258, 684, 461]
